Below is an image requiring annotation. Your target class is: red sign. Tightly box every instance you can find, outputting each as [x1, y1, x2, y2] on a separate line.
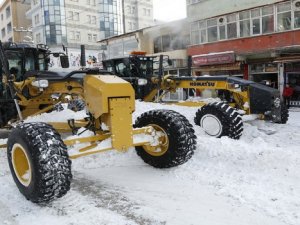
[192, 52, 235, 66]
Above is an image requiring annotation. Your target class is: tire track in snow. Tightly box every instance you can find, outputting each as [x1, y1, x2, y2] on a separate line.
[71, 174, 166, 225]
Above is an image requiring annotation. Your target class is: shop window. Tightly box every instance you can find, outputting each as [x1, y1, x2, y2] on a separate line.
[277, 2, 291, 31]
[262, 6, 274, 34]
[207, 18, 217, 42]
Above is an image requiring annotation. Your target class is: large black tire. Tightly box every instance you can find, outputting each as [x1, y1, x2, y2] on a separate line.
[7, 123, 72, 203]
[194, 102, 243, 139]
[277, 103, 289, 124]
[134, 110, 196, 168]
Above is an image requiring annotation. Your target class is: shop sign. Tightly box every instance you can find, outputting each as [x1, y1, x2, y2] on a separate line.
[193, 52, 235, 66]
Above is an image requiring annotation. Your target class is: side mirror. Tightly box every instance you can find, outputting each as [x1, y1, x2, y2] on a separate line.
[167, 59, 173, 66]
[60, 55, 70, 68]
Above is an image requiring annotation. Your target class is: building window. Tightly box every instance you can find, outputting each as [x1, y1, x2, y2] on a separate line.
[68, 11, 73, 20]
[87, 15, 91, 23]
[6, 6, 11, 19]
[239, 11, 250, 37]
[93, 34, 97, 41]
[154, 37, 162, 53]
[251, 8, 261, 35]
[88, 33, 92, 41]
[91, 16, 96, 24]
[207, 18, 217, 42]
[218, 17, 226, 40]
[33, 0, 39, 5]
[7, 22, 12, 34]
[143, 8, 151, 16]
[74, 12, 79, 21]
[191, 22, 199, 44]
[69, 31, 74, 40]
[75, 31, 81, 41]
[226, 14, 237, 39]
[295, 10, 300, 28]
[34, 14, 40, 25]
[277, 2, 291, 31]
[1, 28, 5, 38]
[36, 33, 41, 43]
[262, 5, 274, 34]
[199, 20, 207, 43]
[130, 6, 136, 14]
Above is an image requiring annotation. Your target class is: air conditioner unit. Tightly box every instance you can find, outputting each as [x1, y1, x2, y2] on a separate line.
[218, 17, 226, 25]
[293, 0, 300, 11]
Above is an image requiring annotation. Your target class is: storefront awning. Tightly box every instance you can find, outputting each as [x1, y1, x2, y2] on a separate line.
[193, 62, 241, 72]
[274, 56, 300, 63]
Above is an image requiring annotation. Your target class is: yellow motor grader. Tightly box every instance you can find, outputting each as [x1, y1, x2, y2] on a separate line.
[102, 53, 289, 140]
[0, 41, 196, 203]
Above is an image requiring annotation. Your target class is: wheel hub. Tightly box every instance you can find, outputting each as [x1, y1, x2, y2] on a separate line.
[142, 124, 169, 156]
[12, 143, 32, 187]
[200, 114, 223, 137]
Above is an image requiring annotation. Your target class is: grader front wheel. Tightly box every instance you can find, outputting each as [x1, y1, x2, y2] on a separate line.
[194, 102, 243, 139]
[7, 123, 72, 203]
[135, 110, 196, 168]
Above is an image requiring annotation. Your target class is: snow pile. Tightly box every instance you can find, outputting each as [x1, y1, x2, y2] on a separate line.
[0, 101, 299, 225]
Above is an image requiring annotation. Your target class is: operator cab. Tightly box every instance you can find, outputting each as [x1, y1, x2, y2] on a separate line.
[102, 54, 158, 99]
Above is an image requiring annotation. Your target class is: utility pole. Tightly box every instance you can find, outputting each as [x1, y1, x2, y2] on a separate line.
[122, 0, 126, 34]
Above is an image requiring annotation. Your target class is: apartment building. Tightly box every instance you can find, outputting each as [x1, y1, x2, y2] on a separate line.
[124, 0, 154, 32]
[24, 0, 153, 67]
[0, 0, 31, 42]
[187, 0, 300, 105]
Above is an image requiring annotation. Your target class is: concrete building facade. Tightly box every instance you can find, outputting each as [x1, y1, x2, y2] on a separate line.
[187, 0, 300, 106]
[98, 18, 190, 74]
[124, 0, 154, 32]
[0, 0, 31, 42]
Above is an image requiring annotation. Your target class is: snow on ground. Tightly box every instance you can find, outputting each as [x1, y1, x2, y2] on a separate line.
[0, 101, 299, 225]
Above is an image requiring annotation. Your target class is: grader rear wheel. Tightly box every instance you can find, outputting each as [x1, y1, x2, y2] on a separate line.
[194, 102, 243, 139]
[7, 123, 72, 203]
[135, 110, 196, 168]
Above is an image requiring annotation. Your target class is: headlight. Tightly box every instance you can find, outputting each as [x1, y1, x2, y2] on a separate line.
[32, 80, 49, 88]
[138, 78, 148, 86]
[228, 83, 240, 89]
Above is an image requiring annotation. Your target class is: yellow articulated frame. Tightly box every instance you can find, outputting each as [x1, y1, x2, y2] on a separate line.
[64, 126, 153, 159]
[147, 77, 252, 112]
